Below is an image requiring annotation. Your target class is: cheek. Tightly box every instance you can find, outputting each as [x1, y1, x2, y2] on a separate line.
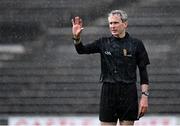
[116, 25, 123, 31]
[118, 24, 126, 29]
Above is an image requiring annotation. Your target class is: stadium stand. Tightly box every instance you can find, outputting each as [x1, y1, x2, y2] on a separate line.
[0, 0, 180, 116]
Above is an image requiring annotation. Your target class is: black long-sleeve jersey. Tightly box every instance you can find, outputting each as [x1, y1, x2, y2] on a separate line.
[74, 33, 150, 85]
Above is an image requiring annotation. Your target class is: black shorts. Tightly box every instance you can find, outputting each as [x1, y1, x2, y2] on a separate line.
[99, 82, 139, 122]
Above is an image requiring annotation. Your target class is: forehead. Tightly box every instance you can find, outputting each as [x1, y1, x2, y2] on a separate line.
[108, 15, 121, 22]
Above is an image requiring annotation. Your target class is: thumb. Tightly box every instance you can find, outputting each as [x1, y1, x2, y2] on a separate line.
[78, 27, 84, 34]
[80, 27, 84, 31]
[74, 28, 84, 38]
[138, 105, 142, 118]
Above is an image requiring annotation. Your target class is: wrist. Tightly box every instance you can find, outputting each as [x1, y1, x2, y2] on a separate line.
[141, 91, 149, 97]
[72, 37, 80, 41]
[72, 37, 81, 45]
[72, 34, 80, 40]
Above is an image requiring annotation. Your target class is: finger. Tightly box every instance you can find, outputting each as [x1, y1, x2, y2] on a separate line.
[139, 112, 144, 118]
[74, 16, 80, 24]
[141, 106, 148, 114]
[138, 106, 144, 118]
[139, 107, 147, 118]
[77, 27, 84, 37]
[79, 18, 83, 27]
[71, 19, 75, 26]
[80, 27, 84, 31]
[138, 106, 142, 116]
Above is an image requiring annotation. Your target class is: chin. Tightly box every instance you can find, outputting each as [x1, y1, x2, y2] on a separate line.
[112, 33, 119, 37]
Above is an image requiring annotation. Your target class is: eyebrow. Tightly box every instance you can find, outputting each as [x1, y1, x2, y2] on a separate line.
[109, 21, 120, 24]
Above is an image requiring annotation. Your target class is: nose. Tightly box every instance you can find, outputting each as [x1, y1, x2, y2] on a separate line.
[110, 23, 115, 28]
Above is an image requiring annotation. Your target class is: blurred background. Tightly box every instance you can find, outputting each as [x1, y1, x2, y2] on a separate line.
[0, 0, 180, 125]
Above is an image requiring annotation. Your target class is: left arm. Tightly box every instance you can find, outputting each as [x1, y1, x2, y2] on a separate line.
[136, 40, 150, 118]
[139, 83, 149, 118]
[138, 66, 149, 118]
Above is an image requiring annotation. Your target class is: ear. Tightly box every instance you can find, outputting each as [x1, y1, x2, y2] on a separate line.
[124, 21, 128, 28]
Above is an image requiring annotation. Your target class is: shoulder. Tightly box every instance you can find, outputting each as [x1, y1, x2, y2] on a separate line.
[129, 36, 143, 44]
[95, 36, 112, 44]
[129, 36, 145, 48]
[99, 36, 111, 41]
[128, 36, 148, 54]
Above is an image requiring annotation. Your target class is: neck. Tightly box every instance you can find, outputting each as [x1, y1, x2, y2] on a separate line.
[118, 31, 126, 38]
[114, 32, 126, 38]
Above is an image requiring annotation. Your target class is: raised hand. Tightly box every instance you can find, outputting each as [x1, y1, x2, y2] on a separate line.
[71, 16, 84, 39]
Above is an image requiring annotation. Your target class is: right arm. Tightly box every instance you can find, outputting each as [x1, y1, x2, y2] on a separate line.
[72, 16, 100, 54]
[74, 40, 100, 54]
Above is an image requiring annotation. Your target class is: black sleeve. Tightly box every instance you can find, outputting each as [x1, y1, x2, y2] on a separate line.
[136, 41, 150, 67]
[75, 39, 101, 54]
[136, 40, 150, 85]
[139, 66, 149, 85]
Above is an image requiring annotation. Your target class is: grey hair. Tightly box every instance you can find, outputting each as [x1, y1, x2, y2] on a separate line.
[108, 10, 128, 22]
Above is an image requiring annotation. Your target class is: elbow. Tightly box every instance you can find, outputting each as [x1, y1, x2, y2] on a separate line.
[75, 44, 85, 54]
[76, 49, 84, 54]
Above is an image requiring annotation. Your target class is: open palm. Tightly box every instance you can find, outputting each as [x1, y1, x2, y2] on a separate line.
[72, 16, 84, 38]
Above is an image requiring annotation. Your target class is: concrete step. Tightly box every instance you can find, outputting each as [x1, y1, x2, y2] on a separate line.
[0, 104, 99, 114]
[149, 105, 180, 113]
[0, 82, 100, 91]
[0, 0, 105, 9]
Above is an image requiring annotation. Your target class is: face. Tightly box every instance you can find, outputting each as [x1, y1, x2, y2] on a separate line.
[108, 15, 128, 38]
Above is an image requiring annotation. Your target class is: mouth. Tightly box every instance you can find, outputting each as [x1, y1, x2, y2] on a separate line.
[111, 30, 117, 33]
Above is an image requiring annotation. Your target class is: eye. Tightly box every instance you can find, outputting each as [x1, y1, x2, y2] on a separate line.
[114, 22, 119, 24]
[109, 22, 119, 25]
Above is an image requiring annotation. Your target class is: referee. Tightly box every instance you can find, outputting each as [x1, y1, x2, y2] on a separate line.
[71, 10, 150, 126]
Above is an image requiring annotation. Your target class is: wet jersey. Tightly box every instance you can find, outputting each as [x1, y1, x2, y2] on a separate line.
[75, 33, 150, 84]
